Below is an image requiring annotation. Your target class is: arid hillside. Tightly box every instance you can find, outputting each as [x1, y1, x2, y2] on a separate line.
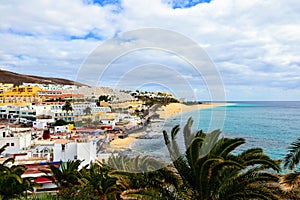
[0, 69, 86, 86]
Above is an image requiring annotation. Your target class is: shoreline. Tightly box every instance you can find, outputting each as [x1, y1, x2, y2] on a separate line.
[106, 131, 146, 152]
[107, 102, 231, 151]
[156, 102, 230, 119]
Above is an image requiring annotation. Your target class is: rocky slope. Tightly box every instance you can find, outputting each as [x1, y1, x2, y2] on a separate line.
[0, 69, 85, 86]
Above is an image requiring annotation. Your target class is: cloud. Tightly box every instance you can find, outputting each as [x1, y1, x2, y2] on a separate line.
[0, 0, 299, 100]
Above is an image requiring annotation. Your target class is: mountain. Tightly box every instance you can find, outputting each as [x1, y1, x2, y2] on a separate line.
[0, 69, 86, 86]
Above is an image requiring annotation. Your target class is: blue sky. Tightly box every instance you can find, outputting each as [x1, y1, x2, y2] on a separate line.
[0, 0, 300, 101]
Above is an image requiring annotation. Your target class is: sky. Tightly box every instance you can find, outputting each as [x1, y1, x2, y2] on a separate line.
[0, 0, 300, 101]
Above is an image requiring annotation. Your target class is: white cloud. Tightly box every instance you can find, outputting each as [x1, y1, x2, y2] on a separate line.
[0, 0, 299, 100]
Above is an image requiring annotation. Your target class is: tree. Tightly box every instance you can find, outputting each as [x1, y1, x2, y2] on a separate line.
[83, 106, 92, 116]
[44, 160, 83, 188]
[107, 154, 182, 200]
[97, 95, 111, 106]
[0, 145, 35, 199]
[283, 138, 300, 171]
[85, 117, 93, 126]
[163, 117, 281, 199]
[54, 119, 67, 126]
[99, 95, 111, 102]
[80, 161, 121, 200]
[281, 138, 300, 193]
[62, 100, 73, 114]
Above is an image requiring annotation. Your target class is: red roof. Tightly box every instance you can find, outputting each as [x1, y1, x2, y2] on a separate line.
[34, 177, 54, 184]
[43, 94, 84, 98]
[23, 163, 59, 175]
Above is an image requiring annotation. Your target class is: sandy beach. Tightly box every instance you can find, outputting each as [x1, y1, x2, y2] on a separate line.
[156, 102, 229, 119]
[107, 131, 146, 152]
[107, 102, 229, 151]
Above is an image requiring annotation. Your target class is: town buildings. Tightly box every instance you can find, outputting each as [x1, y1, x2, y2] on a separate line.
[0, 81, 173, 194]
[0, 86, 41, 105]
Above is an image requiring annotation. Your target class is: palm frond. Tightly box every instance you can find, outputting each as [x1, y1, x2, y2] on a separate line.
[183, 117, 194, 149]
[283, 137, 300, 170]
[199, 129, 222, 158]
[280, 170, 300, 191]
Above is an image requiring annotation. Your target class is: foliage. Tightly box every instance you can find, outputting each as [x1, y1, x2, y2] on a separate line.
[62, 100, 73, 113]
[106, 154, 182, 199]
[97, 95, 111, 106]
[44, 160, 119, 200]
[281, 137, 300, 193]
[57, 184, 100, 200]
[80, 161, 121, 200]
[163, 117, 282, 200]
[136, 95, 179, 107]
[42, 160, 83, 188]
[53, 119, 67, 126]
[283, 137, 300, 171]
[83, 106, 92, 116]
[0, 145, 35, 200]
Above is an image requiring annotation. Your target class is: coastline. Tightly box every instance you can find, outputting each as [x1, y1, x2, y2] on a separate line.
[106, 131, 146, 152]
[156, 102, 229, 119]
[107, 102, 230, 151]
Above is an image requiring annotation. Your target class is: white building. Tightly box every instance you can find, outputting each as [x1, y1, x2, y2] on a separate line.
[22, 83, 78, 91]
[0, 127, 32, 155]
[53, 139, 97, 167]
[0, 105, 36, 121]
[101, 119, 116, 129]
[34, 104, 74, 122]
[54, 125, 71, 133]
[33, 119, 54, 129]
[72, 102, 111, 116]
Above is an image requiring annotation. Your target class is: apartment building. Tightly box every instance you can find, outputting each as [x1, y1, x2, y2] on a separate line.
[72, 102, 111, 116]
[0, 126, 32, 154]
[0, 86, 41, 105]
[0, 83, 14, 93]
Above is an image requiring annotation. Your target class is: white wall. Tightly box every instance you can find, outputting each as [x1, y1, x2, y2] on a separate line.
[101, 119, 115, 129]
[53, 141, 97, 167]
[77, 142, 96, 167]
[33, 121, 48, 129]
[0, 137, 20, 154]
[54, 125, 69, 133]
[53, 143, 77, 161]
[19, 132, 31, 150]
[0, 132, 31, 154]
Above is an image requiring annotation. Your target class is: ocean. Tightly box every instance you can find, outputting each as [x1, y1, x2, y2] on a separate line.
[130, 101, 300, 161]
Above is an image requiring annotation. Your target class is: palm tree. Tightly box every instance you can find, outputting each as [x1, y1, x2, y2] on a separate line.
[43, 160, 83, 188]
[85, 117, 93, 127]
[283, 138, 300, 171]
[281, 137, 300, 193]
[106, 154, 182, 200]
[0, 145, 34, 200]
[83, 106, 92, 116]
[62, 100, 73, 114]
[80, 161, 121, 200]
[163, 117, 281, 199]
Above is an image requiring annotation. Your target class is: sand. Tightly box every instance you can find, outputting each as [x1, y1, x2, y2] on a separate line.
[156, 102, 228, 119]
[107, 132, 146, 151]
[107, 102, 229, 151]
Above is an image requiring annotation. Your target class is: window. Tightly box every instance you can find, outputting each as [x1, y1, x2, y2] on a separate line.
[6, 143, 9, 146]
[3, 132, 5, 137]
[11, 143, 14, 146]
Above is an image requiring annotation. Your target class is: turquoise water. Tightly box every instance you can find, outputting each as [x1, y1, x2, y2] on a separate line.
[131, 101, 300, 160]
